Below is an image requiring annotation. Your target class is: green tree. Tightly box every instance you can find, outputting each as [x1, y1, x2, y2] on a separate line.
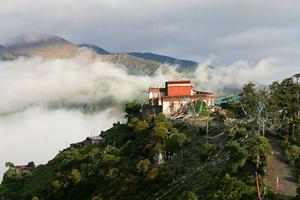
[178, 191, 198, 200]
[240, 83, 272, 136]
[91, 195, 104, 200]
[239, 82, 258, 116]
[128, 117, 149, 133]
[70, 169, 81, 183]
[136, 159, 150, 173]
[51, 180, 61, 190]
[247, 135, 272, 169]
[125, 101, 142, 119]
[285, 145, 300, 165]
[269, 78, 299, 135]
[212, 174, 256, 200]
[165, 132, 186, 154]
[2, 162, 16, 181]
[27, 161, 35, 168]
[153, 122, 169, 139]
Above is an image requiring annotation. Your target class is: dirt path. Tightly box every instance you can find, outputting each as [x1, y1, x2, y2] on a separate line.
[267, 137, 298, 200]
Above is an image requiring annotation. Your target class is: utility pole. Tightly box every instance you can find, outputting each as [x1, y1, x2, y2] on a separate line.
[292, 123, 295, 139]
[262, 120, 265, 137]
[285, 120, 290, 141]
[206, 118, 209, 143]
[265, 173, 268, 196]
[255, 171, 262, 200]
[294, 73, 300, 119]
[276, 177, 279, 199]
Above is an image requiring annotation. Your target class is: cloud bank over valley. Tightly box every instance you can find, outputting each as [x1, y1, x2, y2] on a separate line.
[0, 51, 297, 114]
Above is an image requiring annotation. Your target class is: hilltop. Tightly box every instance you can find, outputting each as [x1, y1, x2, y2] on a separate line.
[5, 34, 198, 75]
[127, 52, 198, 70]
[78, 44, 110, 55]
[0, 45, 17, 61]
[8, 35, 78, 59]
[0, 101, 276, 200]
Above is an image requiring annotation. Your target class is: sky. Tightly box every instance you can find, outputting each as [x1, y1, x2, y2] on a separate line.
[0, 0, 300, 65]
[0, 0, 299, 180]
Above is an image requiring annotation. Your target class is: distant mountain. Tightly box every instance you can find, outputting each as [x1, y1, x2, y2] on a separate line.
[0, 45, 17, 61]
[7, 35, 79, 59]
[6, 34, 198, 75]
[101, 53, 161, 75]
[79, 44, 110, 55]
[7, 34, 161, 75]
[128, 52, 198, 69]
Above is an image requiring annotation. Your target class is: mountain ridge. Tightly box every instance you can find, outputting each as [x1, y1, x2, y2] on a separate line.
[79, 44, 110, 55]
[0, 45, 17, 61]
[5, 34, 198, 75]
[7, 35, 79, 59]
[128, 52, 198, 69]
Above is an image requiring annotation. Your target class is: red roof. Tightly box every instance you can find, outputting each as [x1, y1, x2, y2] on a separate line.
[166, 80, 191, 84]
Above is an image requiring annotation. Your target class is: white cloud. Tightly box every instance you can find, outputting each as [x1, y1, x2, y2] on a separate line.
[0, 52, 298, 115]
[0, 52, 176, 114]
[0, 107, 119, 181]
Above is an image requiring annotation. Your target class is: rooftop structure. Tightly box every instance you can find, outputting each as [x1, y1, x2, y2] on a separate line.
[15, 165, 35, 174]
[70, 135, 105, 148]
[85, 136, 105, 145]
[146, 80, 214, 117]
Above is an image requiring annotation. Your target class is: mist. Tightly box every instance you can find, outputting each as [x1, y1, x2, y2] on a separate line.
[0, 107, 119, 181]
[0, 51, 298, 115]
[0, 51, 299, 180]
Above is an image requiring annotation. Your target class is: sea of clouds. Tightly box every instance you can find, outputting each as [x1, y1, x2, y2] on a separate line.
[0, 49, 298, 180]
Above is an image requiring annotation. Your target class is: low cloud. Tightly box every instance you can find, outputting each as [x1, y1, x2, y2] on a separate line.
[0, 51, 180, 114]
[0, 51, 298, 114]
[0, 107, 119, 181]
[192, 56, 294, 91]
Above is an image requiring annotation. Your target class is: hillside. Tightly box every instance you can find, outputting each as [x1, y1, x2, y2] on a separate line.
[0, 45, 17, 61]
[101, 53, 161, 75]
[0, 101, 278, 200]
[7, 35, 162, 75]
[128, 52, 198, 70]
[8, 35, 79, 59]
[6, 34, 201, 75]
[79, 44, 110, 55]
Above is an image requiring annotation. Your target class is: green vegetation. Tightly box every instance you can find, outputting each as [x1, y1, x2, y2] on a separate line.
[2, 74, 300, 199]
[195, 99, 209, 118]
[1, 100, 276, 200]
[222, 75, 300, 198]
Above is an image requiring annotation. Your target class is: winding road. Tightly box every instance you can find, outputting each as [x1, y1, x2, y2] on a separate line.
[267, 137, 298, 200]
